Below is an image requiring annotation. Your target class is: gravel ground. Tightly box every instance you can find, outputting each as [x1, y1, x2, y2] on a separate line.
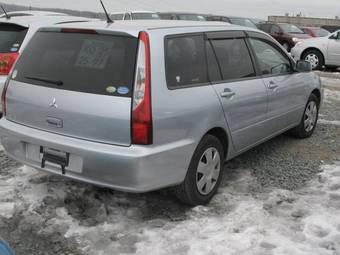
[0, 76, 339, 255]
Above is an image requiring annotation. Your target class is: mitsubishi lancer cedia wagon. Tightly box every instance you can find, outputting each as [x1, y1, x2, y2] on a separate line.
[0, 20, 322, 205]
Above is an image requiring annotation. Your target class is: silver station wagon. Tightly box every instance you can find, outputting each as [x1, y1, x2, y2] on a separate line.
[0, 20, 322, 205]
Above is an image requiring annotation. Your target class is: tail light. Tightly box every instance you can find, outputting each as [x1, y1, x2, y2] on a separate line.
[131, 31, 152, 145]
[1, 53, 19, 116]
[0, 53, 19, 75]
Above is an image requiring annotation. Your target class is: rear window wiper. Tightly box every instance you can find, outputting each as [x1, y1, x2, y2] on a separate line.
[25, 76, 64, 86]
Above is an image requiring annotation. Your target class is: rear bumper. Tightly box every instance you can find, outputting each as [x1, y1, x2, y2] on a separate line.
[0, 119, 195, 192]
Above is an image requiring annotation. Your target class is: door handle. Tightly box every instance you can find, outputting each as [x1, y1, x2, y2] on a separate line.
[268, 81, 279, 90]
[220, 89, 236, 98]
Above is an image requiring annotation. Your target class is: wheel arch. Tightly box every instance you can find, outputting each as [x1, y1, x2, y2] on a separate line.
[301, 47, 325, 61]
[205, 127, 229, 158]
[311, 88, 321, 104]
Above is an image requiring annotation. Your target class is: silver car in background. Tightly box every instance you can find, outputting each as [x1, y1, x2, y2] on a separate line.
[0, 11, 95, 116]
[0, 20, 322, 205]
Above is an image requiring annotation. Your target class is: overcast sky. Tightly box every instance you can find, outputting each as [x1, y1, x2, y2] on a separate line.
[1, 0, 340, 19]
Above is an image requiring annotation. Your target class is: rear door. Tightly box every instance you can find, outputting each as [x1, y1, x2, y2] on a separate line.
[248, 33, 307, 133]
[6, 29, 138, 146]
[206, 31, 268, 151]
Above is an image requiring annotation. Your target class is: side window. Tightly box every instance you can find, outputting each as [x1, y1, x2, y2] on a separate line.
[270, 25, 280, 34]
[206, 41, 222, 82]
[249, 38, 292, 75]
[165, 35, 208, 88]
[209, 38, 256, 81]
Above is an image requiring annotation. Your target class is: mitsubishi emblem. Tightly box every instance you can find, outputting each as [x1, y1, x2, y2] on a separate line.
[49, 98, 58, 108]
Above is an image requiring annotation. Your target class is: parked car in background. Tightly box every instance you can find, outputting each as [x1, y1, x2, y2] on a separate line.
[321, 25, 340, 33]
[258, 22, 311, 51]
[0, 11, 93, 117]
[111, 11, 160, 20]
[206, 15, 258, 29]
[291, 30, 340, 70]
[158, 12, 206, 21]
[0, 20, 321, 205]
[300, 27, 330, 37]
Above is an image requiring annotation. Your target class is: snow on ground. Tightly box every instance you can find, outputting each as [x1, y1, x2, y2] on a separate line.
[1, 163, 340, 255]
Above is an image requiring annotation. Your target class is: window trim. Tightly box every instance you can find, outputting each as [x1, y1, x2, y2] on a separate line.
[164, 30, 268, 90]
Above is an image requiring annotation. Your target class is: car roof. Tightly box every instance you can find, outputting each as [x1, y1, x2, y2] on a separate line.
[0, 12, 95, 27]
[0, 11, 68, 18]
[45, 20, 262, 37]
[111, 11, 158, 14]
[158, 12, 207, 16]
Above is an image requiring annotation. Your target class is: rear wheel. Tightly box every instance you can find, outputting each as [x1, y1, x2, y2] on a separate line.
[302, 49, 324, 70]
[290, 94, 319, 138]
[174, 135, 224, 206]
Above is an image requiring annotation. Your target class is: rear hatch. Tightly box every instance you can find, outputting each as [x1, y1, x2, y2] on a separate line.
[6, 28, 138, 146]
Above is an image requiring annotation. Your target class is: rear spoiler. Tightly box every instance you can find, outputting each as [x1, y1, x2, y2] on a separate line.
[38, 27, 137, 38]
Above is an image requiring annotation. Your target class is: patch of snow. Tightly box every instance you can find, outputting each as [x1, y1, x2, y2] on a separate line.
[0, 202, 15, 219]
[319, 119, 340, 126]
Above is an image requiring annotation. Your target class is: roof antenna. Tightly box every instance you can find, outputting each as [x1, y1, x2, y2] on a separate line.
[100, 0, 113, 24]
[1, 6, 10, 19]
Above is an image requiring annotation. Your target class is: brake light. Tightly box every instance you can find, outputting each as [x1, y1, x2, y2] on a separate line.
[61, 28, 97, 34]
[0, 53, 19, 75]
[131, 31, 152, 145]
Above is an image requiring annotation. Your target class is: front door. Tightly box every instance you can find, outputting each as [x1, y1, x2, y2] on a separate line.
[327, 33, 340, 65]
[248, 36, 307, 134]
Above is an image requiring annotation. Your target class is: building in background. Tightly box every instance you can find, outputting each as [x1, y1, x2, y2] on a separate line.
[268, 15, 340, 32]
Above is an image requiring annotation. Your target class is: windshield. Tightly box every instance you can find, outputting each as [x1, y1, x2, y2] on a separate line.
[132, 13, 160, 20]
[229, 18, 257, 29]
[13, 31, 138, 97]
[0, 23, 28, 53]
[280, 24, 304, 34]
[314, 28, 330, 37]
[177, 14, 206, 21]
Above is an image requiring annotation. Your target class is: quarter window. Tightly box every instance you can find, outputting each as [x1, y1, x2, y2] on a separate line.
[249, 38, 292, 75]
[165, 35, 208, 87]
[209, 38, 255, 81]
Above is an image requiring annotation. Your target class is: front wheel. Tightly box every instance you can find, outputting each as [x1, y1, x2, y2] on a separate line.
[302, 50, 324, 70]
[174, 135, 225, 206]
[290, 94, 319, 139]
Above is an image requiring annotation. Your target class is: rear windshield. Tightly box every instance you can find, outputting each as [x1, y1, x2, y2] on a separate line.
[0, 23, 28, 53]
[229, 18, 257, 29]
[314, 28, 330, 37]
[13, 31, 138, 97]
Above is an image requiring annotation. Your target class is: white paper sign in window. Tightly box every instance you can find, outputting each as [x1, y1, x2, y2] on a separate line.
[76, 39, 113, 69]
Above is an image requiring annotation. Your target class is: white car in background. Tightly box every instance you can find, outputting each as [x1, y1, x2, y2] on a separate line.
[291, 30, 340, 70]
[0, 11, 94, 116]
[111, 11, 160, 20]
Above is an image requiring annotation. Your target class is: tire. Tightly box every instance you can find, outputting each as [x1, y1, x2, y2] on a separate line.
[302, 49, 324, 70]
[174, 135, 225, 206]
[290, 94, 320, 139]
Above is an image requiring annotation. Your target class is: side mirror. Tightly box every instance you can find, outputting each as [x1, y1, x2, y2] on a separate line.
[296, 60, 312, 72]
